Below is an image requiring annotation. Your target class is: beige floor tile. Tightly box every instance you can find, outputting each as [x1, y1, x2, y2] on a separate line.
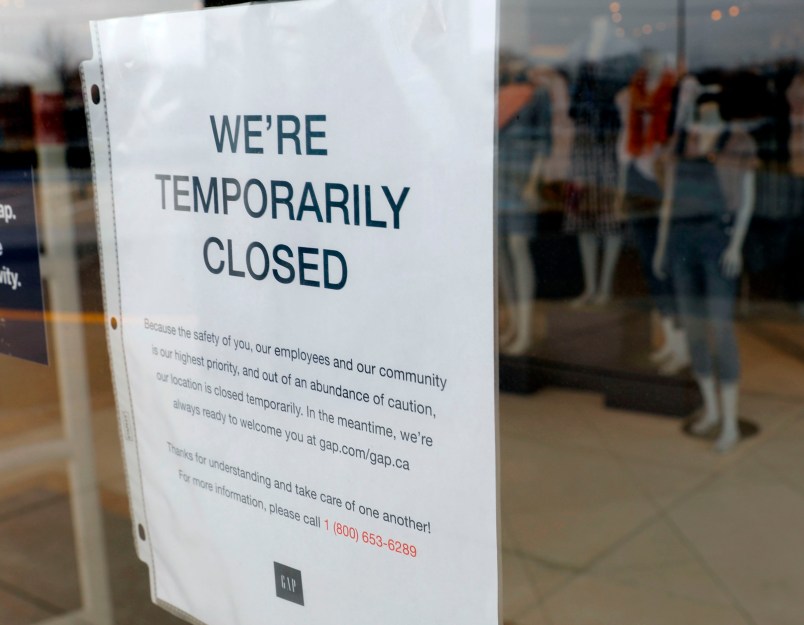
[507, 603, 549, 625]
[500, 390, 607, 453]
[739, 329, 804, 400]
[727, 393, 804, 460]
[585, 406, 735, 472]
[91, 406, 127, 494]
[752, 413, 804, 496]
[501, 517, 516, 551]
[501, 440, 657, 567]
[739, 394, 803, 431]
[502, 553, 540, 620]
[0, 487, 59, 520]
[589, 518, 733, 607]
[541, 575, 751, 625]
[0, 499, 80, 612]
[589, 516, 695, 571]
[521, 558, 573, 602]
[712, 454, 787, 487]
[616, 457, 710, 509]
[586, 392, 800, 473]
[670, 468, 804, 625]
[0, 588, 54, 625]
[0, 487, 186, 625]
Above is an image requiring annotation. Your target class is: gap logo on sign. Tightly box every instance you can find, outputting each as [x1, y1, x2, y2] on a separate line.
[274, 562, 304, 606]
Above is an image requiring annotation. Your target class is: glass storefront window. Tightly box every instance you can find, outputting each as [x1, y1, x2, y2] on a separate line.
[0, 1, 801, 624]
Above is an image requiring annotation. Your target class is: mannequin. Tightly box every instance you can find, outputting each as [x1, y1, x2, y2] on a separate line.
[565, 17, 634, 306]
[498, 64, 553, 355]
[618, 51, 688, 374]
[653, 77, 756, 452]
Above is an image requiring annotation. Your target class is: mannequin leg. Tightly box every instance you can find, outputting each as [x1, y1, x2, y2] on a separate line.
[504, 234, 536, 355]
[594, 232, 622, 305]
[650, 316, 679, 363]
[715, 382, 740, 452]
[692, 375, 720, 434]
[658, 325, 691, 375]
[686, 312, 719, 433]
[572, 232, 598, 306]
[633, 217, 689, 370]
[673, 263, 717, 432]
[498, 237, 517, 347]
[658, 270, 692, 374]
[709, 284, 741, 451]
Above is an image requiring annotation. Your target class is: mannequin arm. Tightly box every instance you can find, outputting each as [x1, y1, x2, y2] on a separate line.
[652, 158, 675, 280]
[720, 169, 756, 278]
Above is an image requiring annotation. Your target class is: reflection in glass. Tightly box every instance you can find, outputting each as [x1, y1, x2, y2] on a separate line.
[498, 55, 553, 355]
[654, 76, 756, 451]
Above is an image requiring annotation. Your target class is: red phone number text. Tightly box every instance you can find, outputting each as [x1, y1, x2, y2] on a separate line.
[326, 520, 417, 558]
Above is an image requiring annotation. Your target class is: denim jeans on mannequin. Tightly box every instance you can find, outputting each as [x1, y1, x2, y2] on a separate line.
[668, 218, 740, 383]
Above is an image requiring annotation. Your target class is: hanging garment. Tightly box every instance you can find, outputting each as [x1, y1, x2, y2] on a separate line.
[498, 85, 553, 235]
[564, 60, 630, 235]
[499, 84, 536, 130]
[626, 68, 676, 158]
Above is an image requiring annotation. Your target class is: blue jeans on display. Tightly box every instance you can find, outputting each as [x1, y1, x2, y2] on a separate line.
[668, 218, 740, 383]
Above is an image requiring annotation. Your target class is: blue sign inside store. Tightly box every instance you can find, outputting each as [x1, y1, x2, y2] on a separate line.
[0, 169, 48, 365]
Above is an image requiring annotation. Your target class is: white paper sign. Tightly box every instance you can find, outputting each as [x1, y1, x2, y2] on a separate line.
[84, 2, 498, 624]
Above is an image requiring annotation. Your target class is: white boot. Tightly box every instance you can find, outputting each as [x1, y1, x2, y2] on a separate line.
[714, 382, 740, 453]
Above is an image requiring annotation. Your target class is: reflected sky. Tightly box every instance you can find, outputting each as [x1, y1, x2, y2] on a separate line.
[0, 0, 800, 78]
[502, 0, 804, 68]
[0, 0, 197, 75]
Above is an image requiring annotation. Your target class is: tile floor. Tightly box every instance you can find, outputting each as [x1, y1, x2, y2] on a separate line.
[500, 378, 804, 624]
[0, 310, 803, 624]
